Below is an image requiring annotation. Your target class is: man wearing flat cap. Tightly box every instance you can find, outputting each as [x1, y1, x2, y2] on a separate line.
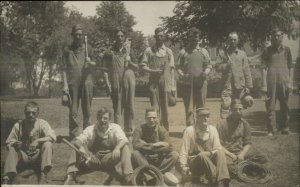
[261, 27, 294, 136]
[217, 99, 267, 174]
[179, 107, 230, 186]
[62, 24, 96, 139]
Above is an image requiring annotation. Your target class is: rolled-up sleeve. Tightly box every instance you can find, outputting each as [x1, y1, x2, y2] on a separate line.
[6, 123, 20, 146]
[41, 121, 57, 142]
[140, 47, 151, 67]
[210, 126, 223, 152]
[113, 124, 128, 144]
[76, 126, 94, 146]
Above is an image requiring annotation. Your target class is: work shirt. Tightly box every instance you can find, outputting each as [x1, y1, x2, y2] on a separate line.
[178, 46, 212, 77]
[6, 119, 56, 149]
[141, 44, 175, 92]
[226, 48, 253, 90]
[179, 125, 222, 168]
[76, 123, 128, 152]
[261, 45, 293, 86]
[217, 116, 252, 154]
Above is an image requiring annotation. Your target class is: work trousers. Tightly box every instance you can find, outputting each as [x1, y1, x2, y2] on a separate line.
[122, 69, 135, 137]
[220, 87, 243, 119]
[265, 82, 290, 133]
[4, 142, 53, 176]
[182, 78, 207, 126]
[188, 150, 229, 182]
[66, 145, 133, 177]
[132, 150, 179, 174]
[69, 76, 93, 139]
[149, 83, 169, 130]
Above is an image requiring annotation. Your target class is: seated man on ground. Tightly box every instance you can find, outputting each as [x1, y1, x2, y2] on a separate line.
[217, 99, 267, 174]
[179, 107, 230, 187]
[64, 107, 133, 185]
[132, 108, 179, 174]
[2, 101, 56, 184]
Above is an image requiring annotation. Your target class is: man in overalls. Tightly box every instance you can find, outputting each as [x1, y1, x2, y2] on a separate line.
[64, 107, 133, 185]
[103, 29, 138, 138]
[261, 28, 294, 136]
[62, 24, 96, 139]
[177, 27, 212, 126]
[140, 27, 176, 131]
[215, 32, 253, 119]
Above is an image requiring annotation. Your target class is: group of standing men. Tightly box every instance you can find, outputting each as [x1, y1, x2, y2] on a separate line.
[2, 24, 294, 186]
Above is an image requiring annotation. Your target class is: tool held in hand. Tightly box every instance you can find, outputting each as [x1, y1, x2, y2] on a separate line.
[61, 138, 91, 164]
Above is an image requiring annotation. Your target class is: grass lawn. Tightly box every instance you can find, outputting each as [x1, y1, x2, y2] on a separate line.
[1, 96, 299, 186]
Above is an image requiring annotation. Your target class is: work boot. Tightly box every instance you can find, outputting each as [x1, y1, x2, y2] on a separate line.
[64, 172, 77, 185]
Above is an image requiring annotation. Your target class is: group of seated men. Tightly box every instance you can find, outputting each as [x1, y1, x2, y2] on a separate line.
[2, 100, 267, 186]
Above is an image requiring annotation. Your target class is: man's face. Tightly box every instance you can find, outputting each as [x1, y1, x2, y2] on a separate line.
[188, 33, 200, 48]
[271, 31, 283, 46]
[196, 113, 210, 129]
[155, 31, 165, 46]
[72, 30, 83, 45]
[24, 106, 39, 123]
[231, 105, 243, 120]
[228, 33, 239, 48]
[145, 111, 158, 128]
[116, 31, 125, 46]
[97, 112, 110, 131]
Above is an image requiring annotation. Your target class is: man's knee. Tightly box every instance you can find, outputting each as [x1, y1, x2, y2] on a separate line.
[214, 149, 226, 158]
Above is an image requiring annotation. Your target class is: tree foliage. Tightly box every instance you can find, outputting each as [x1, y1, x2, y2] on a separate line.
[162, 1, 300, 48]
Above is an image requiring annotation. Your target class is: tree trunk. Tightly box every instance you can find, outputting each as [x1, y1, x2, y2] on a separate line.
[48, 64, 53, 98]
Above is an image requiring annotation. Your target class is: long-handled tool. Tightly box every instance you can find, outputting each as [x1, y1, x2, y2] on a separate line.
[61, 138, 91, 164]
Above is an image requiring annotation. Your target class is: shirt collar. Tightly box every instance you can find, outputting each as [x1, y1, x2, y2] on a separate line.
[195, 124, 210, 133]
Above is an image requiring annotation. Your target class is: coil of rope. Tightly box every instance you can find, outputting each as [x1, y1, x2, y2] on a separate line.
[131, 165, 164, 186]
[236, 160, 272, 184]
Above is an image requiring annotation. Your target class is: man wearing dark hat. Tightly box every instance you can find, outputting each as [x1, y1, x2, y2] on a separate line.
[132, 108, 179, 173]
[217, 99, 267, 174]
[140, 27, 176, 131]
[216, 32, 253, 119]
[179, 107, 230, 186]
[62, 24, 96, 139]
[177, 27, 212, 126]
[2, 102, 56, 184]
[261, 28, 294, 136]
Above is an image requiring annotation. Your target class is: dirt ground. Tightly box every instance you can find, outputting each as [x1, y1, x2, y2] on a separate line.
[1, 96, 299, 186]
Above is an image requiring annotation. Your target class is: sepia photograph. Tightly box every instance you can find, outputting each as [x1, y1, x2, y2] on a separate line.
[0, 1, 299, 186]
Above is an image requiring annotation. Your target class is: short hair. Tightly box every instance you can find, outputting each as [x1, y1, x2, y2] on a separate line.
[145, 108, 157, 117]
[228, 32, 239, 38]
[97, 107, 112, 119]
[115, 28, 126, 37]
[187, 27, 201, 38]
[231, 99, 243, 108]
[154, 27, 164, 35]
[271, 27, 283, 35]
[72, 24, 83, 35]
[24, 101, 39, 112]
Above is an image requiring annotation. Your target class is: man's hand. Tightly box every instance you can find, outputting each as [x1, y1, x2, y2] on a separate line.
[62, 85, 69, 94]
[153, 142, 169, 148]
[177, 69, 184, 77]
[237, 153, 245, 161]
[112, 148, 121, 160]
[29, 140, 39, 152]
[181, 166, 191, 176]
[244, 88, 250, 94]
[12, 141, 22, 150]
